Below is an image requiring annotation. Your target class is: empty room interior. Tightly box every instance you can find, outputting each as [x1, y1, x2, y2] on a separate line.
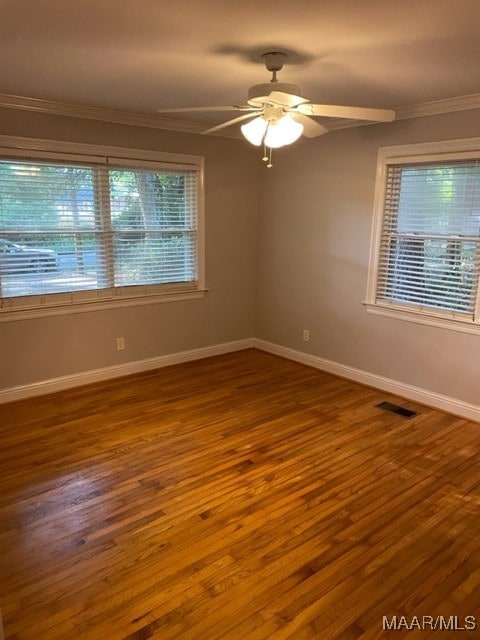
[2, 1, 480, 638]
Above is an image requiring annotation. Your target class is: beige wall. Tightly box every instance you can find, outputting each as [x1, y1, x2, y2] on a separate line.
[0, 108, 259, 388]
[3, 107, 480, 407]
[256, 110, 480, 405]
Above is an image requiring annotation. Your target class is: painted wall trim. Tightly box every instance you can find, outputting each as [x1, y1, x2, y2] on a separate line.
[0, 339, 254, 404]
[0, 93, 241, 138]
[395, 93, 480, 120]
[253, 339, 480, 423]
[3, 336, 479, 423]
[2, 92, 480, 137]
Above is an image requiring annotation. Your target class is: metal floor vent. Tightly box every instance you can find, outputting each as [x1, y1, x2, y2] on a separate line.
[376, 401, 418, 419]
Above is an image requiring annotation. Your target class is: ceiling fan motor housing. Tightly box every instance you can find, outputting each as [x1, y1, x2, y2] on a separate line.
[262, 52, 287, 72]
[247, 82, 302, 107]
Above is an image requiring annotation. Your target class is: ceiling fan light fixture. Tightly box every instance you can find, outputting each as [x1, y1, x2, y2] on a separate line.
[241, 116, 268, 146]
[264, 115, 304, 149]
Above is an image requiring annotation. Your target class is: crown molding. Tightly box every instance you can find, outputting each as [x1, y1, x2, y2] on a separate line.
[1, 92, 480, 137]
[0, 93, 241, 138]
[326, 93, 480, 131]
[395, 93, 480, 120]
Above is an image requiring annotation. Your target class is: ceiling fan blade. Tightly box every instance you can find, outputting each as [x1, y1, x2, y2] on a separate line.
[158, 105, 257, 114]
[290, 114, 329, 138]
[202, 112, 259, 135]
[298, 103, 395, 122]
[268, 90, 310, 109]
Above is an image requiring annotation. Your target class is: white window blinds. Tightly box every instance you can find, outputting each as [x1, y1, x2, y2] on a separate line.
[376, 160, 480, 318]
[0, 155, 201, 309]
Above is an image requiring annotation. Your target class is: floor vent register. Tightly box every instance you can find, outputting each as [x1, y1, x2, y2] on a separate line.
[376, 401, 418, 419]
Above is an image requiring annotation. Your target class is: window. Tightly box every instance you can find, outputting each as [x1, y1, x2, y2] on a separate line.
[0, 138, 205, 318]
[366, 139, 480, 333]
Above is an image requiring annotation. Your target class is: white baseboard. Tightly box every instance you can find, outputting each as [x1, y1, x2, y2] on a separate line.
[4, 337, 479, 423]
[0, 338, 254, 404]
[253, 339, 480, 423]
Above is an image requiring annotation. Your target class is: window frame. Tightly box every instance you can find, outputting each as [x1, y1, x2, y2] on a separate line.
[0, 135, 206, 322]
[365, 137, 480, 335]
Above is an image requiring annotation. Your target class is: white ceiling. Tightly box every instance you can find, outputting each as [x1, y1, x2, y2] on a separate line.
[1, 0, 480, 127]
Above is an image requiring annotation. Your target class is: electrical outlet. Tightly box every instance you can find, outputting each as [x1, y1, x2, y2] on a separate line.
[303, 329, 310, 342]
[116, 337, 125, 351]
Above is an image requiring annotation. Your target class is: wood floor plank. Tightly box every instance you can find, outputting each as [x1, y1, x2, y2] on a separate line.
[1, 349, 479, 639]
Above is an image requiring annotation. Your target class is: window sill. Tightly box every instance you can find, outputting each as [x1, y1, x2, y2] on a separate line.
[0, 288, 208, 322]
[363, 301, 480, 335]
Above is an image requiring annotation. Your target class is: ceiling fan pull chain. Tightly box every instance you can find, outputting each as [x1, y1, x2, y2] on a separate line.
[267, 147, 273, 168]
[262, 142, 268, 162]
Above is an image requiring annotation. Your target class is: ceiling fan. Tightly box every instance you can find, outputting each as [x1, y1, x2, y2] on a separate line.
[158, 52, 396, 167]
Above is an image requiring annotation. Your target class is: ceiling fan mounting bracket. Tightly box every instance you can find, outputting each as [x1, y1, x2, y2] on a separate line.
[262, 52, 287, 73]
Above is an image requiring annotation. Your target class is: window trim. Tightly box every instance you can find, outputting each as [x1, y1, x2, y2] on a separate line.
[365, 136, 480, 334]
[0, 135, 206, 321]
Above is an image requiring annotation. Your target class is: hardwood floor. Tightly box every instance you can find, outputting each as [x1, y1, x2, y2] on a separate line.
[1, 348, 480, 639]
